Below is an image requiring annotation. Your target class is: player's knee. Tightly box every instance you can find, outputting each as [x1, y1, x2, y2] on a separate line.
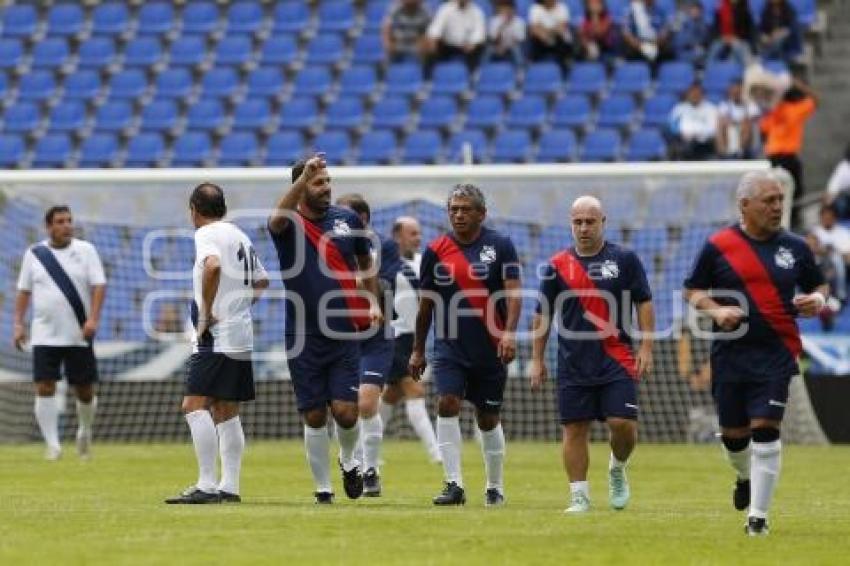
[211, 401, 239, 423]
[563, 422, 591, 442]
[331, 404, 358, 428]
[302, 408, 329, 429]
[751, 426, 781, 444]
[35, 381, 56, 397]
[437, 395, 461, 417]
[607, 417, 636, 438]
[74, 384, 94, 403]
[721, 434, 751, 452]
[381, 386, 402, 405]
[401, 378, 425, 398]
[475, 411, 500, 431]
[181, 396, 207, 414]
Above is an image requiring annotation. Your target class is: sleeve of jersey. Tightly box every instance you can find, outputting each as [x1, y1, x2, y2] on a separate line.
[628, 251, 652, 303]
[350, 214, 371, 257]
[194, 229, 220, 262]
[418, 248, 437, 292]
[797, 240, 826, 293]
[683, 242, 717, 290]
[87, 244, 107, 286]
[16, 250, 33, 292]
[535, 263, 559, 316]
[500, 236, 521, 280]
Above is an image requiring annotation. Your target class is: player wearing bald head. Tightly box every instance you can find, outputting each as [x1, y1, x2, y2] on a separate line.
[531, 195, 655, 513]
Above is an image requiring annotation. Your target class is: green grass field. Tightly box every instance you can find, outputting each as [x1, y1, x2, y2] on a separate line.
[1, 441, 849, 565]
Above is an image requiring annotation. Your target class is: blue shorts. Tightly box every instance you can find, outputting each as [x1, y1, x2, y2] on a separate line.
[712, 376, 792, 428]
[557, 379, 638, 424]
[286, 335, 360, 412]
[360, 333, 395, 387]
[432, 356, 507, 414]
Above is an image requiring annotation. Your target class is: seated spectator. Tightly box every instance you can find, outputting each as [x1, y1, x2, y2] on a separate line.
[804, 232, 844, 329]
[528, 0, 574, 70]
[716, 81, 760, 158]
[669, 82, 718, 160]
[673, 1, 711, 65]
[382, 0, 432, 63]
[812, 205, 850, 265]
[759, 0, 802, 61]
[426, 0, 486, 71]
[706, 0, 755, 67]
[621, 0, 674, 65]
[485, 0, 527, 66]
[579, 0, 616, 62]
[826, 143, 850, 219]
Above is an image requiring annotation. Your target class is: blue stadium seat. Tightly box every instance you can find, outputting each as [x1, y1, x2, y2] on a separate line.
[32, 38, 70, 69]
[260, 35, 299, 67]
[477, 62, 517, 96]
[448, 130, 488, 163]
[169, 36, 208, 67]
[431, 62, 470, 96]
[465, 96, 504, 129]
[324, 97, 365, 130]
[246, 67, 285, 99]
[763, 59, 789, 75]
[313, 131, 351, 165]
[2, 102, 41, 133]
[125, 133, 165, 166]
[657, 62, 695, 95]
[791, 0, 816, 27]
[155, 69, 193, 99]
[642, 93, 677, 128]
[18, 72, 57, 102]
[0, 39, 24, 72]
[92, 3, 130, 36]
[94, 100, 134, 132]
[370, 96, 410, 130]
[1, 5, 37, 38]
[364, 1, 391, 30]
[182, 3, 220, 35]
[219, 132, 259, 166]
[46, 4, 84, 37]
[607, 0, 629, 23]
[581, 129, 621, 162]
[0, 134, 25, 167]
[339, 66, 378, 98]
[272, 2, 312, 34]
[567, 63, 607, 95]
[318, 1, 356, 33]
[200, 68, 240, 99]
[703, 61, 743, 96]
[524, 62, 563, 96]
[358, 130, 397, 164]
[506, 96, 547, 129]
[186, 98, 226, 130]
[48, 101, 87, 132]
[123, 37, 163, 68]
[138, 3, 175, 35]
[140, 99, 179, 132]
[172, 132, 213, 166]
[537, 129, 578, 162]
[232, 98, 272, 130]
[78, 134, 119, 167]
[293, 68, 333, 97]
[279, 97, 319, 130]
[226, 2, 264, 34]
[215, 36, 254, 67]
[305, 35, 345, 66]
[491, 130, 532, 163]
[597, 95, 636, 128]
[109, 69, 148, 99]
[611, 62, 652, 95]
[551, 94, 592, 130]
[63, 71, 102, 99]
[33, 134, 72, 168]
[352, 34, 385, 65]
[385, 63, 423, 96]
[78, 37, 117, 69]
[625, 128, 667, 161]
[418, 96, 457, 129]
[402, 130, 442, 164]
[265, 131, 304, 165]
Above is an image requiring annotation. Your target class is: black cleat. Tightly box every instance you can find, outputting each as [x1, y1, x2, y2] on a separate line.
[485, 488, 505, 507]
[218, 491, 242, 503]
[363, 468, 381, 497]
[733, 479, 750, 511]
[432, 482, 466, 506]
[340, 462, 364, 500]
[745, 516, 769, 537]
[314, 491, 335, 504]
[164, 487, 221, 504]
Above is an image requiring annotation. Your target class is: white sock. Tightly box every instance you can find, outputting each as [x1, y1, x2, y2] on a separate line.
[479, 424, 505, 492]
[217, 416, 245, 495]
[76, 397, 97, 434]
[609, 452, 628, 471]
[406, 398, 440, 459]
[336, 421, 360, 472]
[379, 400, 394, 428]
[750, 440, 782, 519]
[360, 414, 383, 471]
[570, 481, 590, 499]
[437, 416, 463, 487]
[186, 410, 218, 493]
[34, 396, 60, 451]
[724, 442, 751, 480]
[304, 425, 332, 493]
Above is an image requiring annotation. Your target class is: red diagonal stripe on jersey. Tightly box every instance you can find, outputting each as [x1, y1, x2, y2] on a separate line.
[298, 215, 371, 331]
[551, 250, 638, 380]
[429, 235, 504, 348]
[709, 227, 801, 358]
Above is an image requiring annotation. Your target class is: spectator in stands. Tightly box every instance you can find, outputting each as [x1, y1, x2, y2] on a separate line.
[425, 0, 487, 71]
[673, 1, 711, 65]
[669, 82, 718, 160]
[528, 0, 574, 71]
[621, 0, 674, 66]
[383, 0, 432, 63]
[579, 0, 616, 62]
[826, 143, 850, 219]
[804, 231, 844, 327]
[759, 0, 802, 61]
[716, 81, 760, 158]
[484, 0, 527, 66]
[812, 204, 850, 270]
[706, 0, 755, 67]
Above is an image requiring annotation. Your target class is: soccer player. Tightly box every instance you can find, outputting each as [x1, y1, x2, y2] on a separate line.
[530, 196, 655, 514]
[409, 184, 522, 506]
[14, 205, 106, 461]
[684, 170, 827, 536]
[268, 155, 383, 504]
[166, 184, 269, 504]
[382, 216, 441, 464]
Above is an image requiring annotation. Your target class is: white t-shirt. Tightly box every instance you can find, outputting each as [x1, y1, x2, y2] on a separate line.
[17, 238, 106, 347]
[670, 100, 718, 142]
[428, 1, 486, 47]
[192, 221, 267, 353]
[489, 14, 526, 48]
[529, 3, 570, 30]
[717, 99, 759, 155]
[392, 252, 422, 337]
[812, 224, 850, 255]
[827, 161, 850, 197]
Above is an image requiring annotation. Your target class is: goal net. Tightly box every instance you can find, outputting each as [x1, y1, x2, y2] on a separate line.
[0, 162, 826, 444]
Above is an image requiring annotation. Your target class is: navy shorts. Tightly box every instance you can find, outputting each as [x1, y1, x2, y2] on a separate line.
[387, 333, 414, 384]
[33, 346, 98, 385]
[432, 356, 507, 414]
[360, 333, 395, 387]
[712, 376, 792, 428]
[557, 379, 638, 424]
[286, 335, 360, 412]
[186, 352, 255, 402]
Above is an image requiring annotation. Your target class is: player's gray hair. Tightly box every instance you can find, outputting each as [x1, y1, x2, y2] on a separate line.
[447, 183, 486, 211]
[736, 170, 781, 202]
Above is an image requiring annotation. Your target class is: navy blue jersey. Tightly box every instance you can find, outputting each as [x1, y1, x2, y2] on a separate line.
[537, 242, 652, 385]
[269, 205, 370, 335]
[684, 225, 824, 382]
[419, 226, 520, 367]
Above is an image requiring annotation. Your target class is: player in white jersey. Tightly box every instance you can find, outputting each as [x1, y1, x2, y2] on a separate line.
[166, 184, 269, 504]
[14, 205, 106, 461]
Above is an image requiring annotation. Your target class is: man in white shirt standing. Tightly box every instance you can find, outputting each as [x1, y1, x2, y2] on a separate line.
[426, 0, 486, 72]
[14, 205, 106, 461]
[717, 81, 760, 159]
[669, 82, 719, 160]
[165, 183, 269, 504]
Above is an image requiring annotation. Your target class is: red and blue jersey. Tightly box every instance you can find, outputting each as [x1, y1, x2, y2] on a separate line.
[684, 225, 824, 382]
[419, 226, 520, 367]
[536, 242, 652, 385]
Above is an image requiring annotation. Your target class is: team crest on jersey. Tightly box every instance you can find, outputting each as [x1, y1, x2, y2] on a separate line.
[774, 247, 795, 269]
[333, 219, 352, 236]
[599, 260, 620, 279]
[479, 245, 497, 264]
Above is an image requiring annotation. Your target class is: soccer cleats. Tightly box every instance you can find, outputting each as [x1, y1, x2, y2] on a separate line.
[484, 488, 505, 507]
[433, 482, 466, 506]
[745, 517, 769, 537]
[363, 468, 381, 497]
[733, 479, 751, 511]
[608, 466, 630, 510]
[165, 487, 221, 504]
[564, 491, 591, 514]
